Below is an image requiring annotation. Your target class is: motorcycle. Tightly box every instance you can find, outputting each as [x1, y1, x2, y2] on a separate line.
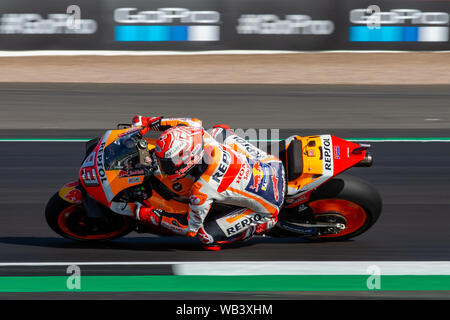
[45, 124, 382, 243]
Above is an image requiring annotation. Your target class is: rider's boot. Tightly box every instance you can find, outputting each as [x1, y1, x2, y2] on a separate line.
[255, 216, 278, 235]
[199, 226, 256, 251]
[197, 227, 222, 250]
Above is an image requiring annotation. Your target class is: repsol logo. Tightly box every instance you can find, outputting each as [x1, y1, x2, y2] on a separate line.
[212, 149, 231, 183]
[96, 142, 108, 184]
[226, 214, 262, 236]
[322, 137, 332, 172]
[114, 8, 220, 24]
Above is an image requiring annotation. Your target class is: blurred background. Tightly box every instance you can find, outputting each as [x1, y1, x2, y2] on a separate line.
[0, 0, 448, 130]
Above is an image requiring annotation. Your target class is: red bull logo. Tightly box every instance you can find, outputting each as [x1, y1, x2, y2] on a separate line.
[64, 189, 82, 204]
[249, 161, 264, 192]
[58, 181, 82, 204]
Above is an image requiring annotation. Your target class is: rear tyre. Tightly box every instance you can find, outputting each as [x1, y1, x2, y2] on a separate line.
[45, 192, 135, 242]
[273, 174, 382, 241]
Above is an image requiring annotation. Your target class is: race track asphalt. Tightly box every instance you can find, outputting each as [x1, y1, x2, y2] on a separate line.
[0, 84, 449, 300]
[0, 83, 449, 130]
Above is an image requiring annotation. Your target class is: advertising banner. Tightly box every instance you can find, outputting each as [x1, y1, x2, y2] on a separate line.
[224, 0, 339, 50]
[101, 0, 227, 50]
[0, 0, 448, 51]
[338, 0, 450, 50]
[0, 0, 102, 50]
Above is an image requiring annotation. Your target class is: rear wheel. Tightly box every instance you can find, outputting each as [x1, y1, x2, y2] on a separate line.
[45, 192, 135, 242]
[274, 174, 382, 241]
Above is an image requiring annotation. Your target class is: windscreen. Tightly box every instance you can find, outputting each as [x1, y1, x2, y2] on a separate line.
[103, 132, 139, 170]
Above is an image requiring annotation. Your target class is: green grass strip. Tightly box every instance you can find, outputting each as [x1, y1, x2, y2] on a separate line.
[0, 275, 450, 292]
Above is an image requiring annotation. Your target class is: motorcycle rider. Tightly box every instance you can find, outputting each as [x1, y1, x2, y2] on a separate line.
[131, 115, 286, 250]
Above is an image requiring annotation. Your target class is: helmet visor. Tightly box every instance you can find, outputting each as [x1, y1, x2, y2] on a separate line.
[157, 157, 184, 176]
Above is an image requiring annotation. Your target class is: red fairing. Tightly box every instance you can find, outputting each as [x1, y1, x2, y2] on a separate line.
[65, 180, 79, 188]
[285, 191, 311, 208]
[79, 136, 109, 207]
[330, 136, 367, 175]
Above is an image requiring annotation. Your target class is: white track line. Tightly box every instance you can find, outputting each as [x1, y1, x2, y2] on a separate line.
[173, 261, 450, 275]
[0, 261, 178, 266]
[1, 261, 450, 275]
[0, 50, 448, 57]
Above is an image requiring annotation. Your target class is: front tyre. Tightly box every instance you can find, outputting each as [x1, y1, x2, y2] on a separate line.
[45, 192, 134, 242]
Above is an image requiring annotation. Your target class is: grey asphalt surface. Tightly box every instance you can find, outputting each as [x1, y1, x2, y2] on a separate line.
[1, 139, 449, 261]
[0, 83, 449, 130]
[0, 84, 449, 300]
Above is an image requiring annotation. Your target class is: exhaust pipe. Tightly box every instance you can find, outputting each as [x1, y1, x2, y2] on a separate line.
[355, 153, 373, 167]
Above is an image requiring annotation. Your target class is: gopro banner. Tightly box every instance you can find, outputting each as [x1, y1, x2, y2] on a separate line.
[349, 8, 449, 42]
[0, 0, 448, 51]
[224, 0, 338, 50]
[338, 0, 450, 50]
[113, 8, 221, 42]
[0, 0, 101, 50]
[101, 0, 226, 50]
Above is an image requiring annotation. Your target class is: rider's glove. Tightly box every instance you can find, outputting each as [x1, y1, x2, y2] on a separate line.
[135, 203, 164, 227]
[132, 115, 163, 136]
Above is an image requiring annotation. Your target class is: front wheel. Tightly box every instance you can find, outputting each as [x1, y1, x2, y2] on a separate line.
[45, 192, 135, 242]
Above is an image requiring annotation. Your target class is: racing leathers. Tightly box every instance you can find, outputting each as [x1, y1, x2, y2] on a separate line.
[132, 116, 286, 247]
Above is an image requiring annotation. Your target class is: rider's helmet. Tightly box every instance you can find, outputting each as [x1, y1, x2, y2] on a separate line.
[154, 126, 204, 181]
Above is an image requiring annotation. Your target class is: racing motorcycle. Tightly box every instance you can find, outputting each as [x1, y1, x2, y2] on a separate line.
[45, 124, 382, 243]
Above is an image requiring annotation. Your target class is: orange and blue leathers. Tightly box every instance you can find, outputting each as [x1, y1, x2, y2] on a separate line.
[131, 116, 285, 245]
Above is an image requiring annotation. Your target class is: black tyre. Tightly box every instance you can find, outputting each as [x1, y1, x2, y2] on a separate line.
[45, 192, 135, 242]
[274, 174, 382, 241]
[85, 138, 100, 157]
